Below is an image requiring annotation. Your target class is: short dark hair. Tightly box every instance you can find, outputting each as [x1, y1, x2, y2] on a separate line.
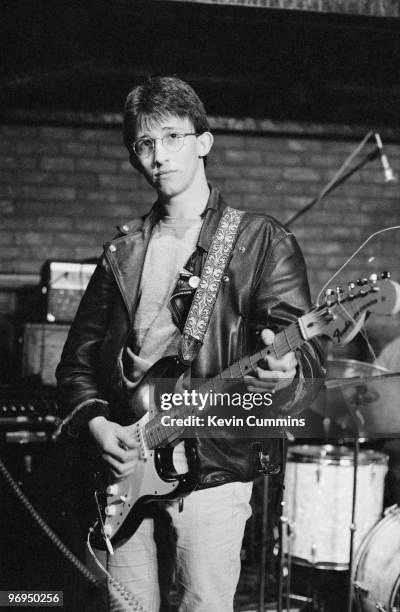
[123, 76, 210, 154]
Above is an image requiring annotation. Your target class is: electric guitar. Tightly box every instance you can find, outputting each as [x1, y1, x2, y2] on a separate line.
[93, 275, 400, 550]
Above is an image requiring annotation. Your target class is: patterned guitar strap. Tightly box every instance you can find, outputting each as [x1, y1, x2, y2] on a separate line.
[179, 206, 244, 365]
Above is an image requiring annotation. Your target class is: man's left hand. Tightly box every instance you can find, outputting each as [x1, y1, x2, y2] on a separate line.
[244, 329, 298, 392]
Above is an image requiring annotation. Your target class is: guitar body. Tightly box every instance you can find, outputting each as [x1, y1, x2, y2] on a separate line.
[95, 356, 198, 547]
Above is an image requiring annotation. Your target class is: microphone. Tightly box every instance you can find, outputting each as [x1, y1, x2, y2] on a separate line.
[374, 133, 396, 182]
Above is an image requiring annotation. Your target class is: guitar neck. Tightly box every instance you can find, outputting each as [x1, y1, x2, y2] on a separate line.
[144, 314, 312, 449]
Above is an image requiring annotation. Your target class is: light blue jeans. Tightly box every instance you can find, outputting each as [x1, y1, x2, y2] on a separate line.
[100, 481, 253, 612]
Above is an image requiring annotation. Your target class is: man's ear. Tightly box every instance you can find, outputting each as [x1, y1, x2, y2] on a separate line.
[196, 131, 214, 159]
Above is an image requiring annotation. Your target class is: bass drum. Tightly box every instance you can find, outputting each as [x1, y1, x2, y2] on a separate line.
[353, 505, 400, 612]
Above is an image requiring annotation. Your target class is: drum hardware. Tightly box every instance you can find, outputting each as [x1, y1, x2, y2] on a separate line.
[277, 358, 400, 612]
[319, 361, 400, 612]
[258, 474, 269, 612]
[347, 437, 360, 612]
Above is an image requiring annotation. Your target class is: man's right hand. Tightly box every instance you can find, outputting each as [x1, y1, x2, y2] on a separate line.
[88, 416, 140, 481]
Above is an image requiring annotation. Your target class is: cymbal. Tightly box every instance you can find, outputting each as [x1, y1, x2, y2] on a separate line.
[310, 359, 400, 437]
[326, 358, 391, 381]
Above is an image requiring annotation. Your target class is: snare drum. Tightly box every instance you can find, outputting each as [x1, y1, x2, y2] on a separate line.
[283, 445, 388, 569]
[353, 505, 400, 612]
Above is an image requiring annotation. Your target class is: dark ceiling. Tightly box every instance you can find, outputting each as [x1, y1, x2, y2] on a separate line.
[2, 1, 400, 126]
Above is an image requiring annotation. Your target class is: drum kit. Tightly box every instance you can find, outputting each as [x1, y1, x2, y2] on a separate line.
[279, 358, 400, 612]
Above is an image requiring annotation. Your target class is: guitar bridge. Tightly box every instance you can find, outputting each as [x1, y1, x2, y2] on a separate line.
[135, 421, 148, 460]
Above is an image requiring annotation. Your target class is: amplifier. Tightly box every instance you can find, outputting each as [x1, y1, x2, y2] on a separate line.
[41, 260, 96, 323]
[22, 323, 70, 386]
[0, 385, 59, 434]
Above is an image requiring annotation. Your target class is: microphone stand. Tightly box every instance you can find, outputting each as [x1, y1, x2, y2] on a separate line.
[286, 147, 380, 228]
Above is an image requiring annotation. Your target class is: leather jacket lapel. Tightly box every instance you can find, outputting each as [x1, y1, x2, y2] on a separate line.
[104, 205, 159, 325]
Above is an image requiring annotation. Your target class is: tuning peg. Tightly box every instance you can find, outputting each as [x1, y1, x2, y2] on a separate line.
[357, 278, 368, 286]
[369, 273, 378, 283]
[335, 287, 345, 302]
[348, 282, 356, 296]
[381, 271, 391, 279]
[325, 288, 336, 306]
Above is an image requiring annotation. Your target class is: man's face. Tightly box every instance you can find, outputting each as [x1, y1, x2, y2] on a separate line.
[132, 114, 206, 202]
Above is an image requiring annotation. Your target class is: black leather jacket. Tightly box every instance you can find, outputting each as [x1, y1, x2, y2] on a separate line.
[56, 185, 325, 487]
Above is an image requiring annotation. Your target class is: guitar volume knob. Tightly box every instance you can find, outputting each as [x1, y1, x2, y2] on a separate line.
[106, 484, 119, 496]
[105, 505, 116, 516]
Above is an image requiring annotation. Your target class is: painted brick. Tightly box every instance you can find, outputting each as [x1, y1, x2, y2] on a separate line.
[36, 217, 76, 231]
[33, 186, 76, 201]
[2, 218, 37, 230]
[79, 130, 120, 144]
[15, 231, 54, 246]
[56, 232, 99, 246]
[0, 122, 399, 293]
[0, 156, 37, 169]
[17, 202, 55, 215]
[283, 167, 323, 182]
[98, 174, 138, 189]
[41, 157, 75, 171]
[0, 200, 15, 214]
[262, 152, 302, 165]
[224, 149, 263, 164]
[99, 145, 127, 159]
[61, 142, 98, 156]
[244, 167, 282, 179]
[287, 139, 323, 153]
[56, 173, 99, 187]
[40, 127, 80, 141]
[76, 159, 118, 173]
[0, 140, 14, 153]
[72, 246, 102, 260]
[15, 142, 60, 155]
[0, 232, 14, 245]
[0, 246, 25, 260]
[244, 194, 282, 211]
[75, 218, 116, 232]
[1, 170, 50, 185]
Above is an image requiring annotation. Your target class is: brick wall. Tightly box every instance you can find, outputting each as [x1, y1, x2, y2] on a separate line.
[1, 123, 399, 301]
[1, 121, 400, 381]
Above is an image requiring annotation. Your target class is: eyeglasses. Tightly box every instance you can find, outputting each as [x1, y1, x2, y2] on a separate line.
[132, 132, 198, 158]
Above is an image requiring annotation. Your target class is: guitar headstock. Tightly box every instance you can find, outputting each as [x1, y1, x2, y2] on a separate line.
[300, 273, 400, 346]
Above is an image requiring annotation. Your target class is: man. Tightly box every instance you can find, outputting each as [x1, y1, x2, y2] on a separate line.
[56, 76, 325, 612]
